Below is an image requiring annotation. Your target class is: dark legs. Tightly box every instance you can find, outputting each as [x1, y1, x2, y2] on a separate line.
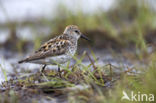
[58, 66, 62, 78]
[41, 64, 46, 73]
[41, 64, 61, 78]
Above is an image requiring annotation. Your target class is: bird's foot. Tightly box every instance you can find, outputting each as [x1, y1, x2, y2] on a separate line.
[58, 67, 62, 78]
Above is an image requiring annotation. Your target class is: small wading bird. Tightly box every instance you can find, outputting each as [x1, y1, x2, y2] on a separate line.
[18, 25, 91, 77]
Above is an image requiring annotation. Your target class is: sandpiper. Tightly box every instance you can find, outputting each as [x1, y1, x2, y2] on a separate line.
[18, 25, 90, 76]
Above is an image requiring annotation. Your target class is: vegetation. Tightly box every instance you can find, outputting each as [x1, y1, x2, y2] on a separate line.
[0, 0, 156, 103]
[0, 51, 156, 103]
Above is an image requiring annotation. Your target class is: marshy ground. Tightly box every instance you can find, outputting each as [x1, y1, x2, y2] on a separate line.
[0, 0, 156, 103]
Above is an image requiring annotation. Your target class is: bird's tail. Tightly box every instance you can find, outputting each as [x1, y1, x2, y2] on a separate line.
[18, 59, 28, 64]
[18, 60, 25, 64]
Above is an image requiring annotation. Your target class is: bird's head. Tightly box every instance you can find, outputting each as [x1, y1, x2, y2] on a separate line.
[63, 25, 90, 41]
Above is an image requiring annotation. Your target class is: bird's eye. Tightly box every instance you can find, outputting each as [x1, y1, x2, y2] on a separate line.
[75, 30, 79, 33]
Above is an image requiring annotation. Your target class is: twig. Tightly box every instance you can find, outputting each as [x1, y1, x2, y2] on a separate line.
[109, 63, 113, 80]
[86, 52, 97, 70]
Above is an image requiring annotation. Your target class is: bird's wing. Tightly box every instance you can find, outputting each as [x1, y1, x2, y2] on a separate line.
[19, 38, 71, 63]
[35, 35, 62, 53]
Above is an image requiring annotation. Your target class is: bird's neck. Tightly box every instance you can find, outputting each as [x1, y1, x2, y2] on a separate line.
[63, 34, 78, 46]
[63, 34, 78, 55]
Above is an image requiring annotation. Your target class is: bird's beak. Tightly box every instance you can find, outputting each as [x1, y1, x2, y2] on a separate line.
[80, 34, 91, 42]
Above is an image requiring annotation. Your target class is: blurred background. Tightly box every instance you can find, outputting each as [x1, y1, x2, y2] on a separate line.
[0, 1, 156, 103]
[0, 0, 156, 52]
[0, 0, 156, 82]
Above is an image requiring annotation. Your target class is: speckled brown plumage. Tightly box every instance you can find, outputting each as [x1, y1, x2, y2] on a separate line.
[18, 25, 83, 64]
[19, 38, 71, 63]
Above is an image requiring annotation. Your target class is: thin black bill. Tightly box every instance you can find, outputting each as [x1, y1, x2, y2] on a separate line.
[80, 34, 91, 42]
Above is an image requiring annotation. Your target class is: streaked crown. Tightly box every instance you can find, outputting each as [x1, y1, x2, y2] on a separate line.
[65, 25, 79, 30]
[63, 25, 81, 39]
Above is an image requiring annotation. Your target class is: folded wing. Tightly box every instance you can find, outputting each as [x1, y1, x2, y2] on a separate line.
[18, 38, 71, 63]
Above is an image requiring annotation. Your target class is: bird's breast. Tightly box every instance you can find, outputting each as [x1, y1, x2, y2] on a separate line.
[67, 41, 77, 56]
[45, 54, 72, 65]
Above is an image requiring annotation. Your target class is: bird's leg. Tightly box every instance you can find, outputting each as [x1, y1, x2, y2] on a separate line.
[41, 64, 46, 73]
[58, 66, 62, 78]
